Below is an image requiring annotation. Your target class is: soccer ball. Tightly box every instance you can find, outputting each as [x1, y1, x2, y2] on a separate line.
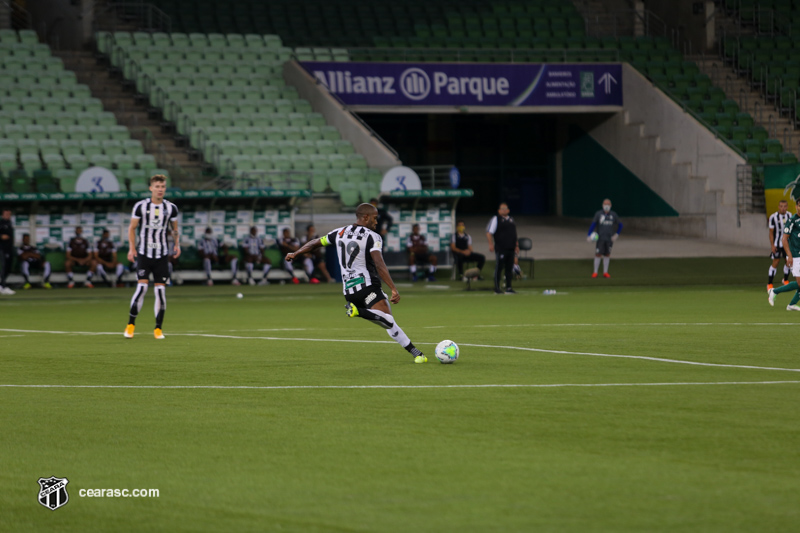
[590, 232, 599, 241]
[435, 340, 459, 364]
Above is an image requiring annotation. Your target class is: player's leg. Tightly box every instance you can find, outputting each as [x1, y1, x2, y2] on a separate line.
[592, 253, 601, 278]
[493, 251, 505, 293]
[0, 250, 10, 292]
[84, 259, 94, 287]
[230, 257, 240, 285]
[65, 258, 74, 287]
[115, 261, 125, 280]
[152, 259, 170, 338]
[153, 284, 166, 337]
[427, 254, 438, 281]
[468, 252, 486, 280]
[770, 259, 800, 306]
[203, 253, 214, 285]
[42, 261, 51, 288]
[345, 292, 425, 362]
[408, 252, 417, 281]
[454, 254, 464, 278]
[769, 256, 780, 288]
[244, 254, 255, 284]
[21, 260, 31, 288]
[96, 262, 108, 282]
[503, 249, 515, 292]
[259, 257, 271, 285]
[125, 280, 149, 337]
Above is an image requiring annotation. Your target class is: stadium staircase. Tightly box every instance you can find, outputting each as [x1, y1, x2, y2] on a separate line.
[54, 49, 204, 189]
[691, 56, 798, 157]
[0, 29, 161, 195]
[95, 30, 388, 207]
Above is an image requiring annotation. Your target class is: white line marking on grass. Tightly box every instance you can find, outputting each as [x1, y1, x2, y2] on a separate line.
[0, 335, 24, 338]
[426, 323, 800, 328]
[1, 381, 799, 390]
[3, 328, 800, 374]
[225, 329, 308, 332]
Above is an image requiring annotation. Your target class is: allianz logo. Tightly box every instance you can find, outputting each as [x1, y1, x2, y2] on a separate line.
[312, 67, 510, 102]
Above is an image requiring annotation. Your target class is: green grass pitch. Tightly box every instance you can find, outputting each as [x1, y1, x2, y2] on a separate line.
[2, 257, 800, 532]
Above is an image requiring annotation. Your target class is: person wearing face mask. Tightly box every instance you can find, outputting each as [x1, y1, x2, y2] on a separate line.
[587, 199, 622, 278]
[450, 220, 485, 281]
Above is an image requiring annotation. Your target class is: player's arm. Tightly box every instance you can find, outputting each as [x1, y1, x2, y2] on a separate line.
[127, 219, 139, 262]
[769, 226, 776, 253]
[612, 220, 623, 242]
[449, 236, 463, 255]
[783, 231, 792, 266]
[485, 216, 497, 252]
[171, 220, 181, 259]
[286, 237, 322, 262]
[371, 249, 400, 304]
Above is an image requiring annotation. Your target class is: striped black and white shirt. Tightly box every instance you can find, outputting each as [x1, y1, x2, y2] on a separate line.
[769, 211, 791, 248]
[322, 224, 383, 295]
[241, 235, 264, 256]
[131, 198, 179, 259]
[197, 235, 219, 256]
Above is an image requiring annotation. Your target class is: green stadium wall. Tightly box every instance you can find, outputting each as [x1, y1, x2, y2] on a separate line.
[562, 124, 679, 218]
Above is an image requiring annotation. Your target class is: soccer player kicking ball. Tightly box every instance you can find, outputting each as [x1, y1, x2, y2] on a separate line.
[123, 175, 181, 339]
[769, 198, 800, 311]
[285, 203, 427, 363]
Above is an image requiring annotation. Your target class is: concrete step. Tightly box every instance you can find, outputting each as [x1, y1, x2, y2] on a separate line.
[52, 48, 206, 186]
[691, 53, 800, 155]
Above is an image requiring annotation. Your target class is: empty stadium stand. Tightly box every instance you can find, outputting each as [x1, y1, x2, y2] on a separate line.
[0, 29, 154, 194]
[97, 30, 385, 205]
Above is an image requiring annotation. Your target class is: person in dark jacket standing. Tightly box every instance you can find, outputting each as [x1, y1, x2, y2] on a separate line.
[486, 203, 519, 295]
[0, 208, 15, 295]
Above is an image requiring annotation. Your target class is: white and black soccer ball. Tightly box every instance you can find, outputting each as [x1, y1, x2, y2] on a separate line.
[590, 232, 599, 242]
[435, 340, 459, 364]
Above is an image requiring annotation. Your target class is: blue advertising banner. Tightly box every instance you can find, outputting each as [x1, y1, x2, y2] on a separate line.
[301, 62, 622, 107]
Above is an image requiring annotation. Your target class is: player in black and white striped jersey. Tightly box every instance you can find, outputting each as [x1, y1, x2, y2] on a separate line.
[241, 226, 272, 285]
[124, 174, 180, 340]
[768, 200, 791, 290]
[285, 203, 427, 363]
[197, 228, 240, 286]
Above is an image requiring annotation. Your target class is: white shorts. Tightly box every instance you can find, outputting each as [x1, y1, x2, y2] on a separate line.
[792, 260, 800, 278]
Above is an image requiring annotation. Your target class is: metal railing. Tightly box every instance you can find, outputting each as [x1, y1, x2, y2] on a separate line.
[2, 0, 32, 30]
[410, 165, 458, 189]
[736, 164, 755, 224]
[208, 171, 313, 193]
[581, 9, 668, 38]
[344, 46, 621, 64]
[94, 2, 171, 33]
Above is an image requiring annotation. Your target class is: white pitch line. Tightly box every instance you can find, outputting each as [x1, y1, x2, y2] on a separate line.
[426, 323, 800, 328]
[2, 328, 800, 374]
[2, 381, 800, 391]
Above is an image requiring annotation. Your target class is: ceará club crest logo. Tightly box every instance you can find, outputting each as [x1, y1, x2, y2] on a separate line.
[399, 68, 430, 101]
[38, 476, 69, 510]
